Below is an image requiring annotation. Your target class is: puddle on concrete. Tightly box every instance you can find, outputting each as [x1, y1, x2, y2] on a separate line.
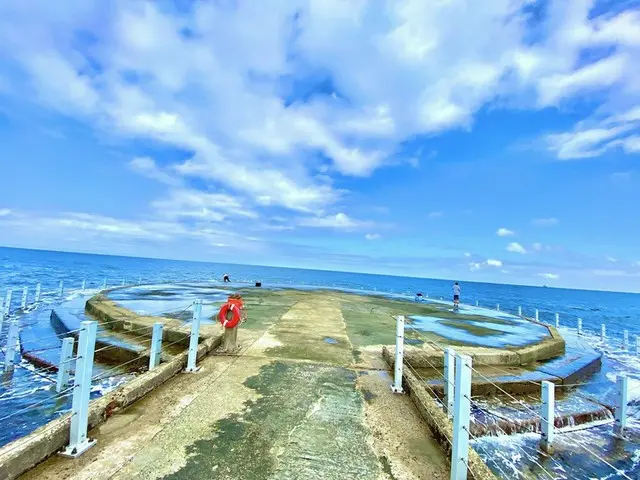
[410, 314, 550, 348]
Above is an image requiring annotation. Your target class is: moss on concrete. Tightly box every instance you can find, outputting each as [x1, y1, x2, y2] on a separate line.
[161, 361, 381, 480]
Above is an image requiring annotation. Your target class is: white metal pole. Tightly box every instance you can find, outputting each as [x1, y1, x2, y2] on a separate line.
[540, 381, 555, 453]
[518, 306, 522, 317]
[535, 309, 539, 322]
[60, 321, 97, 458]
[4, 321, 19, 372]
[82, 279, 86, 291]
[496, 303, 500, 311]
[35, 283, 41, 303]
[391, 315, 405, 393]
[56, 337, 74, 393]
[3, 289, 12, 317]
[185, 300, 202, 373]
[577, 318, 583, 335]
[601, 324, 606, 342]
[555, 313, 560, 328]
[21, 286, 28, 310]
[149, 322, 163, 370]
[450, 354, 472, 480]
[623, 330, 629, 350]
[444, 347, 455, 417]
[614, 375, 628, 436]
[59, 280, 64, 297]
[475, 300, 478, 306]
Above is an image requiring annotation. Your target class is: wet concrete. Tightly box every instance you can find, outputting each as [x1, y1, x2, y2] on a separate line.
[20, 288, 452, 480]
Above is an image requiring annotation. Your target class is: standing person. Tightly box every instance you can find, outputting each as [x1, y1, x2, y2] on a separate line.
[453, 282, 461, 308]
[223, 273, 230, 283]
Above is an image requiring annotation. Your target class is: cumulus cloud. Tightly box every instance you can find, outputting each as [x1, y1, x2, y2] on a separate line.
[0, 0, 637, 220]
[365, 233, 381, 240]
[531, 218, 558, 227]
[507, 242, 527, 254]
[538, 273, 559, 280]
[469, 258, 503, 271]
[496, 227, 515, 237]
[299, 213, 371, 229]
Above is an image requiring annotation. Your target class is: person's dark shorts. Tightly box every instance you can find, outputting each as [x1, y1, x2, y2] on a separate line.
[453, 295, 460, 301]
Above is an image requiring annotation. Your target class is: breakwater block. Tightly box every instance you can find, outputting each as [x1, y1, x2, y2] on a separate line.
[537, 348, 602, 386]
[19, 309, 63, 371]
[50, 309, 147, 367]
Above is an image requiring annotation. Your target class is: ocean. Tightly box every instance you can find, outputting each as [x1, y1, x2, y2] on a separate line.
[2, 246, 639, 342]
[1, 246, 640, 479]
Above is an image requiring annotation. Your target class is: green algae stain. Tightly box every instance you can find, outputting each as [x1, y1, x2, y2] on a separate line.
[162, 361, 381, 480]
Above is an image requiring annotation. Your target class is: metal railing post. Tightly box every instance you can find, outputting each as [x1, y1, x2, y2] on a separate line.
[540, 381, 555, 453]
[601, 324, 606, 342]
[450, 354, 472, 480]
[82, 279, 86, 291]
[185, 300, 202, 373]
[60, 321, 98, 458]
[444, 347, 455, 417]
[3, 289, 12, 318]
[535, 309, 539, 322]
[555, 313, 560, 328]
[35, 283, 41, 303]
[517, 306, 522, 317]
[614, 375, 628, 436]
[21, 286, 28, 310]
[4, 321, 19, 372]
[149, 322, 163, 370]
[56, 337, 75, 393]
[391, 315, 405, 393]
[577, 318, 583, 335]
[59, 280, 64, 297]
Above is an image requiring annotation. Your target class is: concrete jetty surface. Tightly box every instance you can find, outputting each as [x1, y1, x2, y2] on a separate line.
[20, 289, 453, 480]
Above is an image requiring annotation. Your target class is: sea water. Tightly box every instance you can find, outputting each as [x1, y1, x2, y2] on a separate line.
[1, 247, 640, 478]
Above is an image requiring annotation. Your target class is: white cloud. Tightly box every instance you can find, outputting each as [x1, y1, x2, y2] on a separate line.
[463, 252, 471, 257]
[532, 242, 543, 251]
[546, 125, 633, 159]
[129, 157, 180, 186]
[507, 242, 527, 254]
[531, 218, 558, 227]
[538, 273, 559, 280]
[496, 227, 515, 237]
[365, 233, 381, 240]
[151, 189, 257, 222]
[606, 256, 618, 263]
[427, 211, 443, 219]
[0, 208, 11, 217]
[470, 258, 503, 272]
[1, 0, 639, 240]
[299, 213, 371, 230]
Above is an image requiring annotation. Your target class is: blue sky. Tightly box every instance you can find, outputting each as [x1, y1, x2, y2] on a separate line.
[1, 0, 640, 292]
